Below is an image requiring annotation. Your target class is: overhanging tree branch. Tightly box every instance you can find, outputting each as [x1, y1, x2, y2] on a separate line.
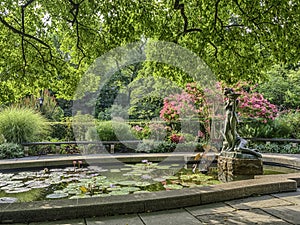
[21, 6, 27, 69]
[174, 0, 218, 58]
[68, 0, 86, 67]
[174, 0, 203, 39]
[214, 0, 221, 27]
[0, 16, 52, 58]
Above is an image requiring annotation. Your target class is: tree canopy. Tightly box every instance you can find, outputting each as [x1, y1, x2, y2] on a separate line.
[0, 0, 299, 103]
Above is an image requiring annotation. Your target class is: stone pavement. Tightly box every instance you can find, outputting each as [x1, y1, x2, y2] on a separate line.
[6, 188, 299, 225]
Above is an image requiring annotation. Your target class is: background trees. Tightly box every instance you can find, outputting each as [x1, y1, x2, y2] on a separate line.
[0, 0, 299, 104]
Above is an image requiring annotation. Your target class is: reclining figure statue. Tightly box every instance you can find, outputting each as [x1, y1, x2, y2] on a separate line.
[221, 88, 262, 158]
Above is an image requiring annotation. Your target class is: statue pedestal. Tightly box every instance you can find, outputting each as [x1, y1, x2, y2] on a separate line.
[217, 152, 263, 182]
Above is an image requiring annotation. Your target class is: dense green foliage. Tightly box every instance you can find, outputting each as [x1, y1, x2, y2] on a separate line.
[135, 139, 202, 153]
[0, 0, 299, 104]
[48, 119, 75, 141]
[250, 142, 300, 154]
[0, 142, 24, 159]
[14, 90, 64, 121]
[91, 120, 135, 141]
[238, 110, 300, 139]
[255, 65, 300, 110]
[0, 107, 50, 143]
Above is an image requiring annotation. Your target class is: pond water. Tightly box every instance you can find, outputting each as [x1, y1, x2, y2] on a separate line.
[0, 161, 298, 203]
[0, 161, 221, 203]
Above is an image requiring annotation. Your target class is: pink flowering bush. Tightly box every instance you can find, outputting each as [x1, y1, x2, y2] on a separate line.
[148, 122, 167, 141]
[131, 125, 150, 140]
[238, 92, 278, 123]
[160, 83, 215, 143]
[160, 83, 209, 122]
[169, 133, 185, 143]
[160, 91, 199, 121]
[232, 82, 278, 123]
[221, 82, 279, 138]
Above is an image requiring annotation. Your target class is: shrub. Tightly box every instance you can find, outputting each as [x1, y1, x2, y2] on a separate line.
[169, 133, 185, 143]
[135, 140, 202, 153]
[276, 110, 300, 139]
[72, 112, 96, 141]
[0, 107, 50, 143]
[238, 110, 300, 138]
[175, 142, 203, 152]
[135, 139, 164, 153]
[95, 120, 135, 141]
[131, 124, 151, 140]
[49, 118, 75, 141]
[0, 143, 23, 159]
[250, 142, 300, 154]
[14, 89, 64, 121]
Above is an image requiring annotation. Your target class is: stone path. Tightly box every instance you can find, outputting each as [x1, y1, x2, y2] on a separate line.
[6, 188, 299, 225]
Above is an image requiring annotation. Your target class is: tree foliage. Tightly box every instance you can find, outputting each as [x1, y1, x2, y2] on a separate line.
[255, 65, 300, 110]
[0, 0, 299, 103]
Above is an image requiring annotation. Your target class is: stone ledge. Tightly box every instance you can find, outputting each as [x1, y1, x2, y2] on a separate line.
[0, 174, 298, 223]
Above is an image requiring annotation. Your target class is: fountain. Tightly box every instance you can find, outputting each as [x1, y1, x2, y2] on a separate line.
[217, 88, 263, 182]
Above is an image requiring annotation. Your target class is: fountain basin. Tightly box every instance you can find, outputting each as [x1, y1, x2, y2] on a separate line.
[0, 153, 300, 223]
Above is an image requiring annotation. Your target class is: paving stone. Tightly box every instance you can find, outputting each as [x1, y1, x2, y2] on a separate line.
[196, 208, 290, 225]
[225, 195, 293, 210]
[186, 202, 235, 216]
[86, 214, 144, 225]
[29, 219, 85, 225]
[139, 208, 202, 225]
[263, 205, 300, 224]
[272, 191, 300, 205]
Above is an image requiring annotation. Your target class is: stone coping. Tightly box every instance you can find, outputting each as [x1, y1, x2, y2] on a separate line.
[0, 153, 194, 170]
[0, 173, 299, 223]
[1, 153, 300, 223]
[1, 152, 300, 170]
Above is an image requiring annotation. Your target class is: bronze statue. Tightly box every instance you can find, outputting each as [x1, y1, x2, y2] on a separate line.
[221, 88, 261, 158]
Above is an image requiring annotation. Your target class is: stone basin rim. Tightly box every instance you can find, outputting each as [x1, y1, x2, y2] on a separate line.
[1, 152, 300, 170]
[0, 153, 300, 223]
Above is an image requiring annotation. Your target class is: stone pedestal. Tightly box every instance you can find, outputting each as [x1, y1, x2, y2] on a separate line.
[217, 152, 263, 182]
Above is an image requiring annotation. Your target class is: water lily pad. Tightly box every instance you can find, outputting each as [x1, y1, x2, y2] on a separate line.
[141, 175, 152, 180]
[120, 187, 140, 192]
[66, 190, 81, 195]
[163, 184, 183, 190]
[162, 175, 178, 180]
[1, 185, 13, 191]
[0, 182, 8, 188]
[179, 175, 192, 181]
[107, 186, 121, 191]
[11, 175, 28, 180]
[0, 197, 18, 203]
[54, 190, 66, 194]
[118, 180, 136, 186]
[95, 176, 107, 181]
[135, 182, 151, 187]
[46, 193, 68, 199]
[153, 178, 166, 182]
[5, 187, 32, 194]
[120, 168, 132, 171]
[180, 182, 198, 187]
[29, 183, 51, 189]
[126, 172, 142, 176]
[2, 174, 14, 179]
[50, 168, 63, 172]
[110, 169, 121, 173]
[110, 190, 130, 196]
